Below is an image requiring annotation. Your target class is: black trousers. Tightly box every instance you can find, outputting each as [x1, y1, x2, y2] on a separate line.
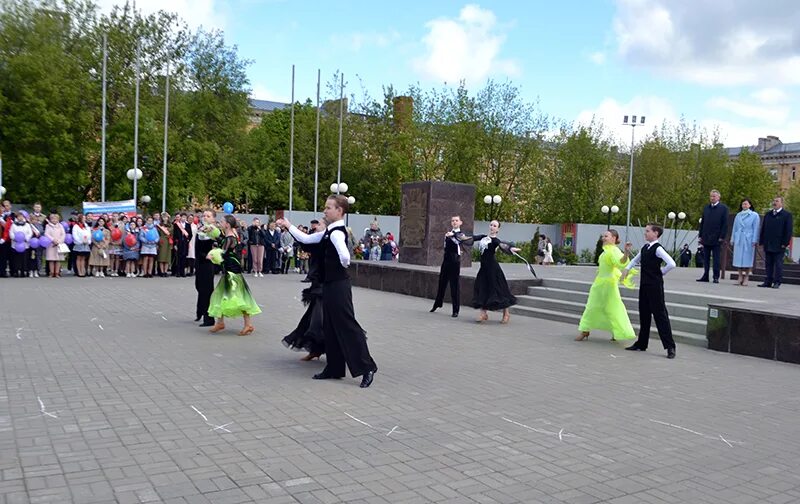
[433, 260, 460, 314]
[195, 260, 215, 323]
[0, 240, 10, 276]
[321, 279, 377, 378]
[635, 284, 675, 350]
[10, 250, 28, 276]
[174, 246, 187, 277]
[702, 243, 721, 280]
[264, 247, 278, 273]
[764, 250, 784, 286]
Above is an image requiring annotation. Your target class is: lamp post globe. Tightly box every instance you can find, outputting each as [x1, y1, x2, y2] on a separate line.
[141, 195, 151, 204]
[126, 168, 142, 181]
[668, 211, 676, 220]
[330, 183, 338, 193]
[347, 195, 355, 205]
[0, 186, 5, 197]
[678, 211, 686, 220]
[483, 195, 492, 204]
[492, 195, 502, 205]
[601, 205, 610, 214]
[339, 182, 348, 194]
[611, 205, 619, 214]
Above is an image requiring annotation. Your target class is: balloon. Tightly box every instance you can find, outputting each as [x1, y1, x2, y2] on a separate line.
[93, 230, 105, 242]
[111, 228, 122, 241]
[13, 242, 26, 253]
[222, 202, 234, 213]
[193, 216, 199, 225]
[124, 234, 137, 247]
[19, 210, 29, 219]
[208, 248, 223, 265]
[61, 221, 69, 231]
[39, 236, 52, 248]
[14, 232, 25, 243]
[146, 229, 158, 242]
[208, 226, 221, 239]
[29, 237, 40, 249]
[64, 234, 74, 245]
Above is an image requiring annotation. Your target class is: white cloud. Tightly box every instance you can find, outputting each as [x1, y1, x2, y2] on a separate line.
[330, 30, 401, 52]
[611, 0, 800, 86]
[588, 51, 607, 65]
[751, 88, 788, 105]
[413, 4, 519, 84]
[250, 83, 290, 103]
[574, 95, 680, 145]
[706, 96, 788, 124]
[94, 0, 225, 30]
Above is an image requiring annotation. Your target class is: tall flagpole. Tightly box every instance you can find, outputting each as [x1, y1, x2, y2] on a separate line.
[336, 72, 344, 191]
[161, 58, 170, 213]
[101, 33, 108, 201]
[133, 43, 140, 206]
[313, 69, 321, 213]
[288, 64, 295, 220]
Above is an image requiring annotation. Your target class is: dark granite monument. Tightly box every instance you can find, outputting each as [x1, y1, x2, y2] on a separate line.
[399, 181, 476, 267]
[707, 301, 800, 364]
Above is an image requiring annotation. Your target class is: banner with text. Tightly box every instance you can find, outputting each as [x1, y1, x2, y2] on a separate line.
[82, 199, 137, 218]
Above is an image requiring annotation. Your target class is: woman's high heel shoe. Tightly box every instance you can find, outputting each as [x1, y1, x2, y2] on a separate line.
[575, 331, 589, 341]
[476, 312, 489, 323]
[238, 326, 255, 336]
[500, 311, 510, 324]
[209, 323, 226, 333]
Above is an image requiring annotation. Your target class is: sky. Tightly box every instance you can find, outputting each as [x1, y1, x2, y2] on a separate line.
[102, 0, 800, 147]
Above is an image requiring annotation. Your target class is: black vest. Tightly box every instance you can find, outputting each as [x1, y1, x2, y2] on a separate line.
[443, 234, 461, 263]
[640, 242, 664, 286]
[322, 226, 349, 283]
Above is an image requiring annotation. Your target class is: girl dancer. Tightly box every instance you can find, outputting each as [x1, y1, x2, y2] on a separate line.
[472, 220, 519, 323]
[207, 214, 261, 335]
[576, 229, 635, 342]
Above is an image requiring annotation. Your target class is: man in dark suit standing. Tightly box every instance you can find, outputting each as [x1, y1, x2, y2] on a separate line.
[759, 196, 793, 289]
[172, 212, 192, 277]
[195, 209, 217, 327]
[430, 215, 469, 318]
[264, 221, 282, 274]
[697, 189, 729, 283]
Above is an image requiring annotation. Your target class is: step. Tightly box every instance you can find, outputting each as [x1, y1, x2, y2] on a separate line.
[509, 305, 707, 347]
[729, 273, 800, 285]
[525, 286, 708, 320]
[515, 296, 707, 335]
[538, 278, 749, 306]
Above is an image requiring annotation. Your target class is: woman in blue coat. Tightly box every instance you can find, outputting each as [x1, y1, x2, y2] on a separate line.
[731, 198, 760, 286]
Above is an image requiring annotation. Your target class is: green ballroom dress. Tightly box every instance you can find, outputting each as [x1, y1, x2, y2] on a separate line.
[208, 236, 262, 318]
[578, 244, 635, 340]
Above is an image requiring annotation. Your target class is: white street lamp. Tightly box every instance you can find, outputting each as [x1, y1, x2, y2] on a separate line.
[483, 195, 492, 204]
[601, 204, 620, 230]
[141, 195, 151, 204]
[330, 182, 348, 194]
[483, 194, 501, 219]
[0, 186, 5, 197]
[347, 195, 356, 205]
[127, 168, 143, 181]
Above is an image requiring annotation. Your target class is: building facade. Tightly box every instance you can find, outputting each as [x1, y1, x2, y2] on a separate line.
[726, 136, 800, 191]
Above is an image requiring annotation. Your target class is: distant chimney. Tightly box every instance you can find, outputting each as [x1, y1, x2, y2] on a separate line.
[757, 136, 781, 151]
[393, 96, 413, 131]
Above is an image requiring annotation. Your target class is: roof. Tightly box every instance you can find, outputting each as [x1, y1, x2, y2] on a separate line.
[249, 99, 290, 112]
[725, 141, 800, 157]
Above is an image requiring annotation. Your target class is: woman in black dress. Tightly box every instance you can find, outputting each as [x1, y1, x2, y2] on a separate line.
[472, 220, 519, 323]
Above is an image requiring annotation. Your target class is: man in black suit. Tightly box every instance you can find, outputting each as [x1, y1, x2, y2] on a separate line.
[172, 212, 192, 277]
[195, 209, 217, 327]
[430, 215, 469, 318]
[264, 221, 282, 274]
[758, 196, 793, 289]
[697, 189, 729, 283]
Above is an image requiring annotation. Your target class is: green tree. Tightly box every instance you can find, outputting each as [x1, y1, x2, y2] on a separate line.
[727, 148, 777, 213]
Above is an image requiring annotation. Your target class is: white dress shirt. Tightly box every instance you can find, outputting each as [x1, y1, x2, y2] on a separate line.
[625, 240, 676, 276]
[288, 219, 350, 268]
[446, 228, 462, 255]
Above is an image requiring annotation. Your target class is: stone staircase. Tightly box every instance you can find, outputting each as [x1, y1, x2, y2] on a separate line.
[730, 263, 800, 285]
[510, 278, 747, 347]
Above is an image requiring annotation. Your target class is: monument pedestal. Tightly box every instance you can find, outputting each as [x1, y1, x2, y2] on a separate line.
[399, 181, 475, 267]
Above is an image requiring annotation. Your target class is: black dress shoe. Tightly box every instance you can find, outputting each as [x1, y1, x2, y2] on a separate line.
[772, 283, 781, 289]
[313, 371, 342, 380]
[194, 315, 202, 322]
[451, 312, 459, 318]
[625, 344, 645, 351]
[199, 321, 215, 327]
[429, 306, 438, 313]
[360, 370, 375, 388]
[712, 279, 719, 284]
[757, 283, 771, 288]
[667, 348, 676, 359]
[696, 277, 709, 282]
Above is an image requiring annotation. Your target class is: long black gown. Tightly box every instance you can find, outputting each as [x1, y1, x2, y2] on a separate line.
[471, 235, 517, 311]
[282, 242, 325, 355]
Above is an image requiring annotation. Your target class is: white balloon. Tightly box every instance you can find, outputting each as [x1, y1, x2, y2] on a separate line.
[601, 205, 610, 214]
[492, 195, 502, 205]
[483, 195, 492, 204]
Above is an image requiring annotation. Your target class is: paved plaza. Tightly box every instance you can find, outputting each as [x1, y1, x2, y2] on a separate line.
[2, 271, 800, 504]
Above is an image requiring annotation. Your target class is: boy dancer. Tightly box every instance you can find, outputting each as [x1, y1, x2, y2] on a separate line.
[277, 195, 378, 388]
[430, 215, 469, 317]
[621, 224, 677, 359]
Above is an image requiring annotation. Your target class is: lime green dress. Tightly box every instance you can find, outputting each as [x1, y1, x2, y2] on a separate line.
[208, 236, 262, 318]
[578, 244, 635, 340]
